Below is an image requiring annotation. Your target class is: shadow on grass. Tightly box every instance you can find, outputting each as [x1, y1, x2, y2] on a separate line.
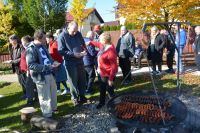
[0, 82, 11, 89]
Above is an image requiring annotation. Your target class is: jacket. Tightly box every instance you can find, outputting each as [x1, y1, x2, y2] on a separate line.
[90, 41, 118, 81]
[57, 30, 85, 66]
[175, 29, 187, 48]
[10, 44, 23, 74]
[116, 31, 135, 58]
[194, 35, 200, 55]
[49, 40, 63, 63]
[26, 42, 54, 84]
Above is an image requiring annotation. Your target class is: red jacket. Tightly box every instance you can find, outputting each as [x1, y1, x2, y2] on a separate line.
[91, 41, 118, 81]
[20, 49, 28, 73]
[49, 40, 63, 63]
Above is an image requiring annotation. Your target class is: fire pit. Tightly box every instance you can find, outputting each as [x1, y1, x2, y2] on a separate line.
[107, 91, 187, 129]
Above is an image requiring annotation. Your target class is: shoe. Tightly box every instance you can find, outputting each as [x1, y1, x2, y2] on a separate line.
[123, 79, 133, 85]
[156, 71, 162, 76]
[79, 96, 88, 104]
[57, 90, 61, 94]
[52, 109, 58, 113]
[96, 103, 105, 109]
[24, 100, 34, 107]
[151, 71, 158, 75]
[61, 90, 69, 95]
[72, 99, 79, 106]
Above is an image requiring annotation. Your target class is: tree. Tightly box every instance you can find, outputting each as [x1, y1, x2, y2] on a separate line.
[0, 1, 15, 52]
[22, 0, 68, 31]
[69, 0, 87, 27]
[116, 0, 200, 26]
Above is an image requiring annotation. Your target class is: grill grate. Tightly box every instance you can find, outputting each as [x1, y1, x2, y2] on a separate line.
[107, 91, 187, 128]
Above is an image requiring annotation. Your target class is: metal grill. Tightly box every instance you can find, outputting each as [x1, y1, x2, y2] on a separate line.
[107, 91, 187, 128]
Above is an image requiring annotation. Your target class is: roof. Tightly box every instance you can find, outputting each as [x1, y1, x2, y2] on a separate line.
[104, 21, 120, 26]
[66, 8, 104, 23]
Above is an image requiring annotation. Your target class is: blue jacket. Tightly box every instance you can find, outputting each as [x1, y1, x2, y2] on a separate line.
[57, 30, 85, 66]
[175, 29, 187, 48]
[26, 42, 54, 84]
[83, 40, 98, 66]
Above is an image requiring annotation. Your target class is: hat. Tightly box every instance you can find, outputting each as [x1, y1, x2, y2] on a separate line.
[93, 25, 101, 32]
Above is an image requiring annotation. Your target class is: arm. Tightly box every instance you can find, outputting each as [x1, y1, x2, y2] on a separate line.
[126, 33, 135, 56]
[108, 49, 118, 81]
[90, 41, 103, 49]
[26, 47, 52, 73]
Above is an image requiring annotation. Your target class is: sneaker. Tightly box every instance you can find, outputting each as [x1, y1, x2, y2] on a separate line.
[57, 90, 61, 94]
[61, 90, 69, 95]
[20, 95, 27, 100]
[85, 89, 92, 95]
[156, 71, 162, 76]
[96, 103, 105, 109]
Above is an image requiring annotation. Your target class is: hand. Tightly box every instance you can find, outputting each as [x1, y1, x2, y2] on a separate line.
[80, 51, 87, 56]
[3, 60, 12, 64]
[108, 80, 113, 86]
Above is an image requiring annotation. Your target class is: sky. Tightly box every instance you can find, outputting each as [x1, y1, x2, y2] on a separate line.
[86, 0, 117, 22]
[68, 0, 117, 22]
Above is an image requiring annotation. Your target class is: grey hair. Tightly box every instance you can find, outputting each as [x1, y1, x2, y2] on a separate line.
[151, 26, 158, 31]
[120, 25, 127, 31]
[68, 21, 78, 29]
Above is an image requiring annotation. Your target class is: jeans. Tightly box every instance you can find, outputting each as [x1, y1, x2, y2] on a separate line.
[84, 65, 95, 92]
[175, 48, 184, 72]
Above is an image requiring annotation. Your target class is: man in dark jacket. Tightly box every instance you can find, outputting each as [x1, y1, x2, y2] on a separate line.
[58, 21, 87, 106]
[9, 34, 26, 99]
[194, 26, 200, 71]
[116, 26, 135, 85]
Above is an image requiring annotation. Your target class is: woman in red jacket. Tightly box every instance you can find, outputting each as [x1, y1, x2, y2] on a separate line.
[90, 32, 118, 109]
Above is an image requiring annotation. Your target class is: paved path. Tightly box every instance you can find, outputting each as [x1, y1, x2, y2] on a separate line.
[0, 65, 199, 83]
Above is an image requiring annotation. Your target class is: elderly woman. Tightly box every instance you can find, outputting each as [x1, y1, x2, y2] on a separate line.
[90, 32, 118, 109]
[148, 26, 165, 75]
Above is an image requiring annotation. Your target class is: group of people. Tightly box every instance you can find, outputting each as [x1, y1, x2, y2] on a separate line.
[7, 20, 200, 118]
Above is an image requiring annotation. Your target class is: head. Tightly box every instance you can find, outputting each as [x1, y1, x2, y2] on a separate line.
[99, 32, 111, 46]
[34, 30, 46, 44]
[160, 29, 168, 35]
[21, 35, 33, 49]
[86, 31, 94, 40]
[9, 34, 19, 46]
[120, 26, 127, 35]
[195, 26, 200, 35]
[67, 21, 78, 36]
[151, 26, 159, 36]
[93, 24, 101, 34]
[46, 32, 54, 44]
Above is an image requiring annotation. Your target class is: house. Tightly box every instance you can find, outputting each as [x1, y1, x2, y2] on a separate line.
[66, 8, 104, 36]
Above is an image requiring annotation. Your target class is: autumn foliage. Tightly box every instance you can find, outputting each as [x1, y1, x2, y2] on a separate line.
[116, 0, 200, 26]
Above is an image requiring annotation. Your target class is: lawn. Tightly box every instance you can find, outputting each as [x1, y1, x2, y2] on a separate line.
[0, 73, 200, 132]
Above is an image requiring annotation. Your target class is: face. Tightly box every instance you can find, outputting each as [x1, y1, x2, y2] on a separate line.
[46, 37, 50, 44]
[121, 29, 126, 35]
[151, 29, 157, 36]
[21, 39, 27, 48]
[195, 27, 200, 35]
[9, 39, 17, 46]
[68, 25, 78, 36]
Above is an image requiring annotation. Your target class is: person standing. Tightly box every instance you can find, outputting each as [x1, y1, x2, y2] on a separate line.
[20, 35, 38, 106]
[194, 26, 200, 72]
[9, 34, 26, 99]
[46, 32, 70, 95]
[26, 30, 57, 118]
[89, 32, 118, 109]
[174, 25, 187, 74]
[160, 30, 175, 74]
[83, 31, 98, 94]
[149, 26, 165, 75]
[116, 26, 135, 85]
[58, 21, 87, 106]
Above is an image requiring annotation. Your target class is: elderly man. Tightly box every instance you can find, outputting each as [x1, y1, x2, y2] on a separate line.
[116, 26, 135, 85]
[58, 21, 87, 106]
[194, 26, 200, 72]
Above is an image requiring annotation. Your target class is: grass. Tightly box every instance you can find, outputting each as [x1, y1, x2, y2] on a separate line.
[0, 73, 200, 132]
